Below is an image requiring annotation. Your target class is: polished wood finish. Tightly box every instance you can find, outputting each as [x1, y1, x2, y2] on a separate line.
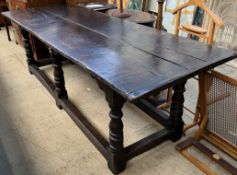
[8, 0, 65, 56]
[173, 0, 224, 44]
[3, 5, 237, 173]
[5, 4, 237, 101]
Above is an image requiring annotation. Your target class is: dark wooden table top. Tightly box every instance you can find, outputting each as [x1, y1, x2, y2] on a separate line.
[2, 4, 237, 101]
[106, 9, 156, 24]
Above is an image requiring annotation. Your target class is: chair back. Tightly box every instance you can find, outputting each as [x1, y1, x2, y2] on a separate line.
[172, 0, 224, 44]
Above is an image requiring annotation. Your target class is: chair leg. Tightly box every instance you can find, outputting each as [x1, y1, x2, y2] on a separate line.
[4, 18, 11, 41]
[183, 96, 201, 133]
[183, 88, 203, 134]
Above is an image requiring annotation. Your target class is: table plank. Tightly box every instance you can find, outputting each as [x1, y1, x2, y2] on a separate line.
[2, 6, 237, 101]
[41, 5, 235, 64]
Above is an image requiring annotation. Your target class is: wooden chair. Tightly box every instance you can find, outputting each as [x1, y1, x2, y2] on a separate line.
[172, 0, 224, 45]
[0, 0, 11, 41]
[175, 2, 237, 174]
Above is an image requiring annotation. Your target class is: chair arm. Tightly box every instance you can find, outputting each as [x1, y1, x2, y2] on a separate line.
[202, 5, 224, 28]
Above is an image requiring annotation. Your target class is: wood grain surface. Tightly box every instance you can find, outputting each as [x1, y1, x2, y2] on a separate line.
[2, 4, 236, 101]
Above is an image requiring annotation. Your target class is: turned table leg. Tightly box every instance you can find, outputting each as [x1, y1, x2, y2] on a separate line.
[49, 48, 68, 109]
[169, 81, 186, 142]
[20, 28, 36, 73]
[105, 89, 126, 174]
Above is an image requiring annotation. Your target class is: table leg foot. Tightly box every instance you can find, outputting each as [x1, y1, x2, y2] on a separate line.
[107, 152, 126, 174]
[169, 81, 186, 142]
[105, 88, 126, 174]
[50, 48, 68, 109]
[55, 100, 63, 109]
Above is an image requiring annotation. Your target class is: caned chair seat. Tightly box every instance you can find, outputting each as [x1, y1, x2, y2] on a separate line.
[182, 24, 207, 35]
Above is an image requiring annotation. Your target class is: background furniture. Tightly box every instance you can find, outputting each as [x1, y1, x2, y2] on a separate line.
[175, 2, 237, 175]
[78, 2, 116, 12]
[160, 0, 195, 35]
[172, 0, 224, 45]
[66, 0, 107, 6]
[0, 0, 11, 41]
[107, 8, 156, 26]
[107, 0, 165, 29]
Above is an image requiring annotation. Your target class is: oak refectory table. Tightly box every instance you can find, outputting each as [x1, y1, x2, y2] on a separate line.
[2, 4, 237, 174]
